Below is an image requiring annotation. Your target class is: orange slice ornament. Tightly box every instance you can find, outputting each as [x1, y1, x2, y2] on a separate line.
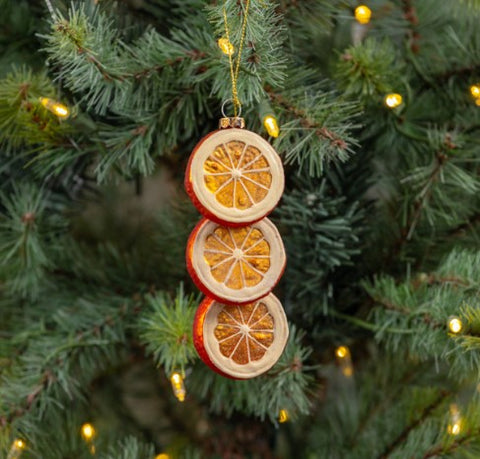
[185, 127, 284, 226]
[186, 217, 286, 305]
[193, 294, 289, 379]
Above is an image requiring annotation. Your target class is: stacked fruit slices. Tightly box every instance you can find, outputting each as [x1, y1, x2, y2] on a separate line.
[185, 126, 288, 379]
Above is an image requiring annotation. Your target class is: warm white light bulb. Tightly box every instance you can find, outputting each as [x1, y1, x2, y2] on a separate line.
[218, 37, 235, 55]
[263, 115, 280, 138]
[9, 438, 26, 459]
[335, 345, 354, 377]
[278, 409, 289, 423]
[448, 316, 463, 334]
[170, 372, 186, 402]
[470, 84, 480, 98]
[14, 440, 25, 450]
[354, 5, 372, 24]
[81, 423, 95, 441]
[447, 404, 463, 435]
[335, 345, 349, 359]
[39, 97, 70, 119]
[384, 93, 403, 108]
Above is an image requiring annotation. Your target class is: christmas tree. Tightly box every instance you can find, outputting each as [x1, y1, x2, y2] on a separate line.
[2, 0, 480, 457]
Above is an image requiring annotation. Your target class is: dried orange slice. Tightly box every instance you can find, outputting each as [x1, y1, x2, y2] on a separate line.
[186, 218, 286, 305]
[193, 294, 289, 379]
[185, 128, 284, 226]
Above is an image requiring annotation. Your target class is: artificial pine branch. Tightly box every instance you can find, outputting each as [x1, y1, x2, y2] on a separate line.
[139, 285, 198, 375]
[1, 0, 480, 456]
[377, 390, 451, 459]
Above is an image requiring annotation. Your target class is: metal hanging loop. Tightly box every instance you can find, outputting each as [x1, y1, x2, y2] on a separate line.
[219, 99, 245, 129]
[221, 99, 242, 118]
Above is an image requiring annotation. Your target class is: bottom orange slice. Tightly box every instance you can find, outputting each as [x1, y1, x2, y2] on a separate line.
[193, 294, 289, 379]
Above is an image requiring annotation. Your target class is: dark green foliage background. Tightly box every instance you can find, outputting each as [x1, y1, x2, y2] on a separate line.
[1, 0, 480, 458]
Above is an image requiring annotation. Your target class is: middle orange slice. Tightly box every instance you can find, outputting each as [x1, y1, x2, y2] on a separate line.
[186, 218, 286, 305]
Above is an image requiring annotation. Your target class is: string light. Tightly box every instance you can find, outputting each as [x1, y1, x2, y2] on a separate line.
[469, 84, 480, 106]
[447, 404, 463, 436]
[354, 5, 372, 24]
[7, 439, 26, 459]
[81, 423, 96, 455]
[335, 345, 354, 378]
[170, 372, 186, 402]
[278, 409, 289, 423]
[39, 97, 70, 119]
[448, 316, 463, 334]
[81, 423, 96, 441]
[263, 115, 280, 138]
[13, 440, 25, 450]
[335, 345, 350, 359]
[384, 93, 403, 109]
[218, 37, 235, 56]
[470, 84, 480, 98]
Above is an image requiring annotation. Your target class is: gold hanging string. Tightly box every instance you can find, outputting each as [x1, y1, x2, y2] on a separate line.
[223, 0, 251, 116]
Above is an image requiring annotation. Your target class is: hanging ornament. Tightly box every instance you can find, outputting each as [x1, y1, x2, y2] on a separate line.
[185, 0, 288, 379]
[184, 112, 284, 225]
[193, 294, 288, 379]
[186, 217, 286, 305]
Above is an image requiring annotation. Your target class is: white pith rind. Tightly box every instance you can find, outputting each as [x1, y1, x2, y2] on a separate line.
[191, 218, 286, 303]
[190, 128, 284, 223]
[203, 293, 289, 378]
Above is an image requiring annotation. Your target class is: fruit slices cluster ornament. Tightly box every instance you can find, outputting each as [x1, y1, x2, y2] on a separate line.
[185, 115, 288, 379]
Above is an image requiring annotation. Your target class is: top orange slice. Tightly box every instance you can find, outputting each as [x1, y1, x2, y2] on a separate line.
[185, 128, 284, 226]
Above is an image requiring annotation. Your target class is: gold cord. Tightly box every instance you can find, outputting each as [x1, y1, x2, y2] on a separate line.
[223, 0, 251, 116]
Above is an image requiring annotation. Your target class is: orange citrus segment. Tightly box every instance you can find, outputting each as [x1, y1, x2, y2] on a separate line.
[227, 141, 246, 167]
[204, 145, 231, 173]
[195, 294, 289, 378]
[186, 128, 285, 226]
[240, 261, 263, 285]
[203, 141, 273, 210]
[203, 225, 271, 290]
[214, 302, 275, 365]
[187, 218, 286, 305]
[230, 226, 250, 247]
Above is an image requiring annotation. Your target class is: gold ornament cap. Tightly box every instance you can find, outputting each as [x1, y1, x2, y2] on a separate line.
[218, 117, 245, 129]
